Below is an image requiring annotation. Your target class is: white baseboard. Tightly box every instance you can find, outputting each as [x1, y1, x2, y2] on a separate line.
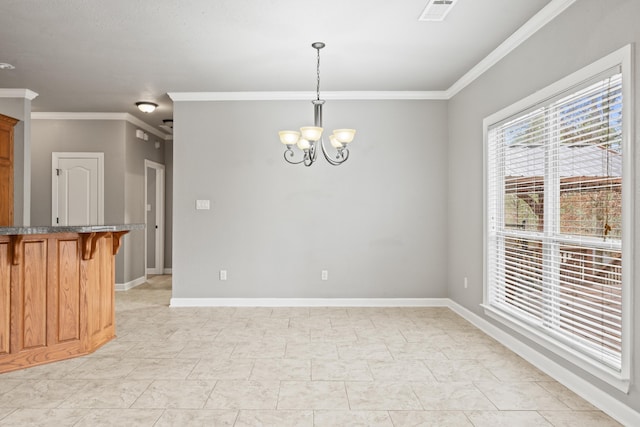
[447, 300, 640, 427]
[163, 268, 172, 274]
[115, 276, 146, 291]
[169, 297, 449, 308]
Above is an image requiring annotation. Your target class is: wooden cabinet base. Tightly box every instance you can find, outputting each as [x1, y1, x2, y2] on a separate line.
[0, 231, 126, 374]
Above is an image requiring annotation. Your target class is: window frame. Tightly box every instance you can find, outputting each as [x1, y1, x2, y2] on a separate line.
[482, 45, 633, 393]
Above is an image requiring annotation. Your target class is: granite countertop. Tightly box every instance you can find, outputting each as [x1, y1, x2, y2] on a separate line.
[0, 224, 145, 236]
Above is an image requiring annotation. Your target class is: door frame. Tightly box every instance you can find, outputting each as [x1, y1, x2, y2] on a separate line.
[145, 159, 165, 275]
[52, 152, 104, 226]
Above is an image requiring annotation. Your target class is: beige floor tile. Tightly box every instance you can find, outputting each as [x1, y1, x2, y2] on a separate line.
[0, 279, 622, 426]
[205, 380, 279, 409]
[368, 360, 437, 382]
[464, 410, 552, 426]
[411, 382, 496, 410]
[270, 307, 310, 318]
[125, 341, 187, 359]
[480, 357, 553, 382]
[64, 356, 140, 379]
[337, 343, 393, 360]
[167, 327, 222, 342]
[310, 327, 358, 343]
[314, 410, 394, 426]
[354, 327, 408, 344]
[423, 359, 499, 382]
[329, 317, 375, 329]
[188, 358, 254, 380]
[234, 409, 313, 427]
[285, 342, 338, 359]
[309, 307, 349, 318]
[60, 379, 151, 408]
[232, 307, 274, 318]
[263, 328, 311, 343]
[0, 380, 86, 408]
[474, 381, 570, 411]
[87, 340, 137, 358]
[400, 327, 454, 344]
[289, 317, 332, 330]
[251, 358, 311, 380]
[176, 341, 236, 359]
[231, 341, 286, 358]
[389, 410, 473, 426]
[0, 358, 86, 380]
[127, 358, 199, 380]
[537, 381, 598, 410]
[74, 408, 164, 426]
[538, 410, 624, 426]
[345, 381, 422, 410]
[0, 378, 23, 393]
[277, 381, 349, 410]
[215, 327, 266, 343]
[386, 342, 447, 360]
[0, 409, 14, 420]
[245, 317, 291, 330]
[132, 379, 216, 409]
[312, 359, 374, 381]
[0, 408, 87, 427]
[154, 409, 238, 426]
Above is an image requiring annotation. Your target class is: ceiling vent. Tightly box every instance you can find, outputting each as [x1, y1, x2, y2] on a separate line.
[419, 0, 457, 21]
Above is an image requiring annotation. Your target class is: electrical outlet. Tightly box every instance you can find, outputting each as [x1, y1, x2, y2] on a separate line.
[464, 277, 468, 289]
[219, 270, 227, 281]
[321, 270, 328, 281]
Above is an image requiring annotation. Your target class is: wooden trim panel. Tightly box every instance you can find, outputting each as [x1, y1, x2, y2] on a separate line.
[0, 230, 127, 373]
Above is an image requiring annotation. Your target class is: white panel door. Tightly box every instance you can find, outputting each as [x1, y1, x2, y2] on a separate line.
[53, 153, 104, 226]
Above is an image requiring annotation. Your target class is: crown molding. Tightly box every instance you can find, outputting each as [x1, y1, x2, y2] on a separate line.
[31, 112, 171, 140]
[0, 89, 39, 100]
[446, 0, 578, 98]
[168, 91, 448, 102]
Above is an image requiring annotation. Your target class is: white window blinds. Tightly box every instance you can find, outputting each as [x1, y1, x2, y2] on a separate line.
[486, 68, 625, 373]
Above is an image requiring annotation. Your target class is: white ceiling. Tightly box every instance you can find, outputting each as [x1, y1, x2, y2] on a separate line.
[0, 0, 553, 131]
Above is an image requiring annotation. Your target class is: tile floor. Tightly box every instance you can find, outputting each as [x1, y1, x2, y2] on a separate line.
[0, 275, 622, 426]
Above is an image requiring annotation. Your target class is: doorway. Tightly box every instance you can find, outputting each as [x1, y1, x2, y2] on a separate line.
[52, 152, 104, 226]
[145, 160, 165, 275]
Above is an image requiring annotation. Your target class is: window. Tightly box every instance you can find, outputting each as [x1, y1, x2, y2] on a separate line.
[483, 46, 632, 392]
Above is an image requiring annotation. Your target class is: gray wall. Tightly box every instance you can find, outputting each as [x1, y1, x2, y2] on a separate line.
[123, 122, 165, 282]
[173, 100, 448, 298]
[164, 140, 173, 269]
[30, 119, 127, 281]
[447, 0, 640, 413]
[0, 97, 32, 226]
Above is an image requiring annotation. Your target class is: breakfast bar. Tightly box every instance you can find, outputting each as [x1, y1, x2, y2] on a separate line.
[0, 224, 143, 373]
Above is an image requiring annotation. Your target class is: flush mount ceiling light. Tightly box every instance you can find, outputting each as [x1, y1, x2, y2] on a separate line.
[159, 119, 173, 134]
[278, 42, 356, 167]
[419, 0, 457, 21]
[136, 102, 158, 113]
[0, 63, 15, 70]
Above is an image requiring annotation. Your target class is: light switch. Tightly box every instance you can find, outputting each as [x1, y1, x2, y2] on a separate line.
[196, 199, 210, 210]
[146, 204, 151, 211]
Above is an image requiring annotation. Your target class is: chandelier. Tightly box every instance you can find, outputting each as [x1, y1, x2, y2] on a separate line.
[278, 42, 356, 166]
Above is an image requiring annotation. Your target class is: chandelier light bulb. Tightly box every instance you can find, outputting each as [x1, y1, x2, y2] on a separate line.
[300, 126, 323, 142]
[333, 129, 356, 144]
[296, 138, 311, 150]
[329, 134, 343, 149]
[279, 130, 300, 145]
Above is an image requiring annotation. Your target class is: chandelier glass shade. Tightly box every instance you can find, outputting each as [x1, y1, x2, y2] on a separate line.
[278, 42, 356, 166]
